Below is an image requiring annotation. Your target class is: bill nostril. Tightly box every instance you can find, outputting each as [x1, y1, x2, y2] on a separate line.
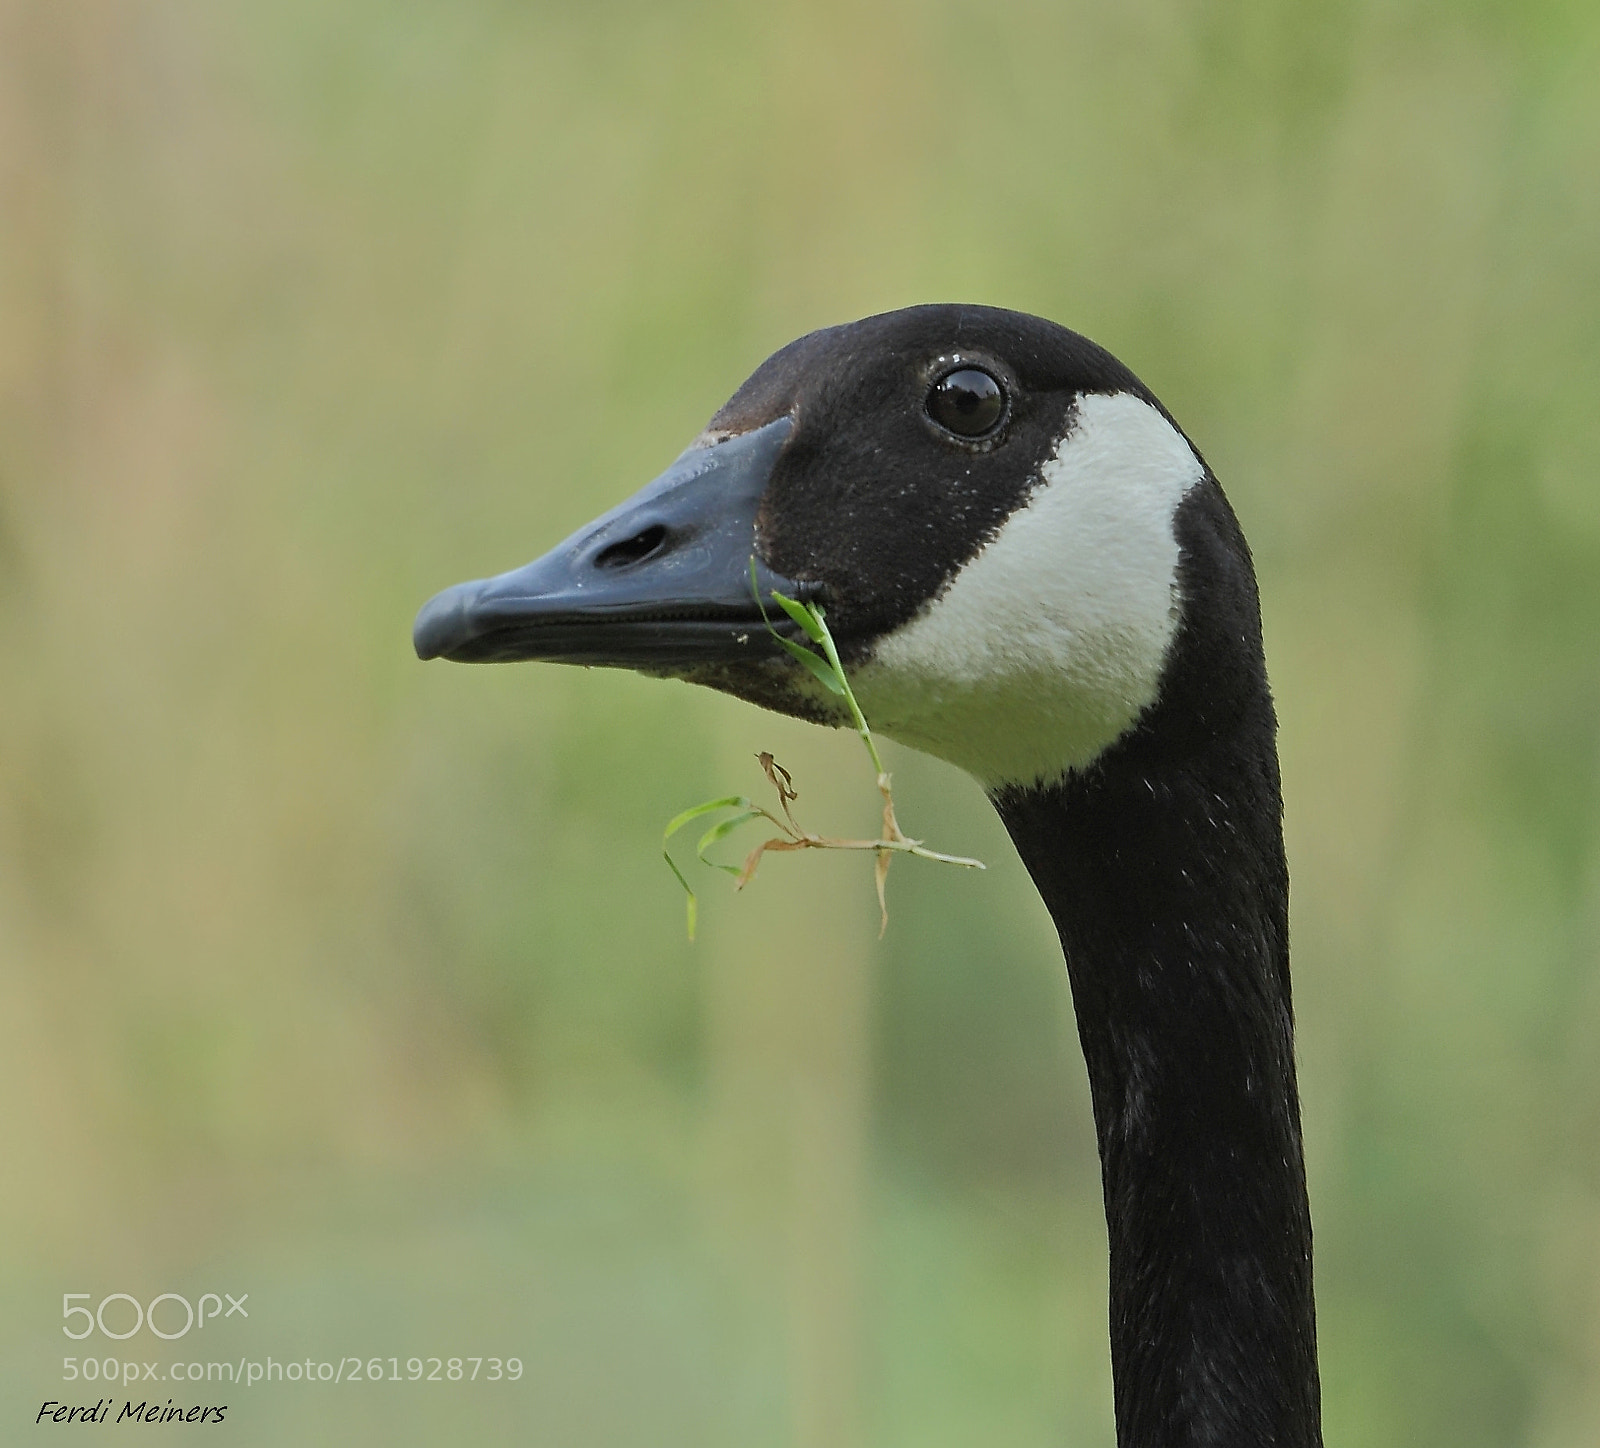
[593, 524, 668, 570]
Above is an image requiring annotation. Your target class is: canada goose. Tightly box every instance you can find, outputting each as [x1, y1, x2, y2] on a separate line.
[414, 304, 1321, 1447]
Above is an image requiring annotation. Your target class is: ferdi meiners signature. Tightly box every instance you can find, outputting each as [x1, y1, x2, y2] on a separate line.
[37, 1400, 229, 1426]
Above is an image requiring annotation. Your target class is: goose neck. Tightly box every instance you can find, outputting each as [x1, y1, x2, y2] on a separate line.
[993, 732, 1322, 1448]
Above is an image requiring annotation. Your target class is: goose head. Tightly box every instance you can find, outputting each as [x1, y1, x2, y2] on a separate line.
[414, 303, 1255, 791]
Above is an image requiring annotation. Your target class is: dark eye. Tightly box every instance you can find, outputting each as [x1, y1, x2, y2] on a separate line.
[926, 367, 1005, 438]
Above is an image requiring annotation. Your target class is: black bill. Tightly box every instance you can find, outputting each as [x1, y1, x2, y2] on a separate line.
[413, 417, 813, 668]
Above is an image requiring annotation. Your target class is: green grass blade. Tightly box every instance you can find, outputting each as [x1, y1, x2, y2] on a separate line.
[802, 594, 886, 775]
[773, 634, 846, 694]
[696, 808, 764, 874]
[663, 795, 751, 844]
[663, 849, 699, 941]
[769, 588, 828, 646]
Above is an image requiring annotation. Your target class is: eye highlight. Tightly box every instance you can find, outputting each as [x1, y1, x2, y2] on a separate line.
[926, 367, 1005, 439]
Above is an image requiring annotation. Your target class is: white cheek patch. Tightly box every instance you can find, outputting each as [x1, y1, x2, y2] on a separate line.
[852, 391, 1203, 788]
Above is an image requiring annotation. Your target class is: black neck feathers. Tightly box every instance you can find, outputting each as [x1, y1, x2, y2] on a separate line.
[991, 484, 1322, 1448]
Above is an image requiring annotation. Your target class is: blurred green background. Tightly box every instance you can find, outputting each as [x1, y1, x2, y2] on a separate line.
[2, 0, 1599, 1443]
